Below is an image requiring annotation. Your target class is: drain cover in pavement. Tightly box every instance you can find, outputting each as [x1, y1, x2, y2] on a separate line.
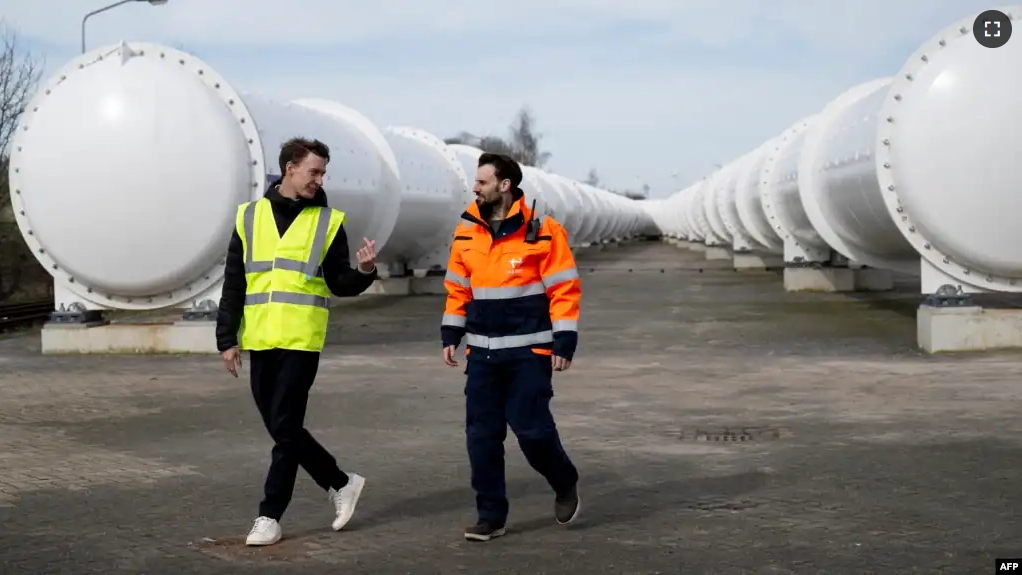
[679, 426, 781, 443]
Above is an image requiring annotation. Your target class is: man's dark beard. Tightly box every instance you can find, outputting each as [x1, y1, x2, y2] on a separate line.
[477, 197, 499, 220]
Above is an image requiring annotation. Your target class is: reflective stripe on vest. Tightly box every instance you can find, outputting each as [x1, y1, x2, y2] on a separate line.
[244, 291, 330, 307]
[243, 200, 331, 284]
[237, 199, 344, 352]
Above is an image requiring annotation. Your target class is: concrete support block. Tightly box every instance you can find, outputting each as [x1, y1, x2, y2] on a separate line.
[733, 253, 783, 271]
[364, 277, 411, 295]
[409, 276, 447, 295]
[783, 267, 855, 292]
[41, 320, 216, 354]
[918, 305, 1022, 353]
[854, 268, 894, 291]
[689, 243, 706, 252]
[704, 247, 731, 260]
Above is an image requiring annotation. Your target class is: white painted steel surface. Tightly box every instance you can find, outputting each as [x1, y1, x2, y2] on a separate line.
[733, 140, 782, 253]
[251, 96, 402, 260]
[662, 189, 696, 241]
[796, 78, 919, 273]
[642, 198, 667, 238]
[557, 175, 598, 245]
[539, 175, 568, 224]
[518, 165, 559, 224]
[702, 168, 733, 243]
[9, 41, 652, 311]
[760, 114, 828, 252]
[617, 192, 650, 240]
[650, 6, 1022, 293]
[529, 169, 583, 242]
[543, 172, 586, 243]
[585, 184, 617, 242]
[715, 151, 762, 250]
[376, 126, 470, 269]
[690, 181, 725, 245]
[640, 198, 671, 238]
[9, 43, 266, 310]
[681, 185, 702, 241]
[873, 5, 1022, 290]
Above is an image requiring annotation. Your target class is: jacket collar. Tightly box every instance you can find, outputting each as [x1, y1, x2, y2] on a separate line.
[264, 177, 329, 210]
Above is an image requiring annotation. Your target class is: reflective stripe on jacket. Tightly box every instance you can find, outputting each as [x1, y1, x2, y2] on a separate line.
[236, 198, 345, 352]
[441, 193, 581, 361]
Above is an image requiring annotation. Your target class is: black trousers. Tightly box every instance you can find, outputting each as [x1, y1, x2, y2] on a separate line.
[465, 355, 579, 526]
[249, 349, 348, 520]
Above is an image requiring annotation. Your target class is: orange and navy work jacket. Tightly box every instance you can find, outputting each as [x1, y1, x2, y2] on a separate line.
[441, 193, 581, 362]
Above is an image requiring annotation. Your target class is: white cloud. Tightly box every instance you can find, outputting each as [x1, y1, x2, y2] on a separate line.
[2, 0, 1002, 196]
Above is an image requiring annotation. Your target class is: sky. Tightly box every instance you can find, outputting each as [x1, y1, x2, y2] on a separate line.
[1, 0, 1000, 198]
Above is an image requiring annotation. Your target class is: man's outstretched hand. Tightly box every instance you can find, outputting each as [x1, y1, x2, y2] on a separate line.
[357, 237, 376, 273]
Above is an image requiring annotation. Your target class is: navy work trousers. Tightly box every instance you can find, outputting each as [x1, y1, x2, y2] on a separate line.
[465, 354, 579, 526]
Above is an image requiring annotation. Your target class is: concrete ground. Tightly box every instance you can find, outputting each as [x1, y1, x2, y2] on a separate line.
[0, 242, 1020, 574]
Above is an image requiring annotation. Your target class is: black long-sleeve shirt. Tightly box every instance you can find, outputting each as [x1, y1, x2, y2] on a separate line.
[215, 182, 378, 352]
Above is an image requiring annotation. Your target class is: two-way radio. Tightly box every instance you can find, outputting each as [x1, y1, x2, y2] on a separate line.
[524, 198, 540, 244]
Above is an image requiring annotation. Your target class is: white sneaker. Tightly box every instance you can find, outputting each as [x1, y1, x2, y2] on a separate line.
[245, 516, 282, 546]
[328, 473, 366, 531]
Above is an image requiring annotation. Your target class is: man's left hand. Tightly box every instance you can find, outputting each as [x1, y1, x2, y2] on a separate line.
[357, 237, 377, 273]
[552, 356, 571, 371]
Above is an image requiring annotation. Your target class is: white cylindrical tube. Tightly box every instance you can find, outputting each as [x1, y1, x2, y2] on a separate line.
[759, 114, 830, 252]
[797, 5, 1022, 287]
[8, 42, 401, 310]
[733, 139, 783, 253]
[372, 125, 471, 268]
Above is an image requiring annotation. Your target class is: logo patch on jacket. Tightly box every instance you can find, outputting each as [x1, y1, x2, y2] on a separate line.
[508, 257, 523, 275]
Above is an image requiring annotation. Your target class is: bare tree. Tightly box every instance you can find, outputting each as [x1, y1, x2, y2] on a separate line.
[445, 105, 552, 168]
[507, 106, 551, 168]
[584, 168, 600, 187]
[443, 131, 479, 147]
[0, 27, 41, 157]
[0, 23, 43, 302]
[479, 136, 515, 156]
[444, 132, 516, 157]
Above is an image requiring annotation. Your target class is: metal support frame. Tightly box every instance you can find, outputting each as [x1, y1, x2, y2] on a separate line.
[49, 302, 105, 324]
[182, 299, 218, 321]
[922, 284, 974, 307]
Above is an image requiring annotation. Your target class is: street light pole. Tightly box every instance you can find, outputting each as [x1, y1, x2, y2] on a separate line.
[81, 0, 168, 54]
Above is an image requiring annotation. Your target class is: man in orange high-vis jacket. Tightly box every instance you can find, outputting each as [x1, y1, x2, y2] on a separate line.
[441, 152, 581, 542]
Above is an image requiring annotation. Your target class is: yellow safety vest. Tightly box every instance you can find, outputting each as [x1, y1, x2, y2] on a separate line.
[235, 198, 345, 352]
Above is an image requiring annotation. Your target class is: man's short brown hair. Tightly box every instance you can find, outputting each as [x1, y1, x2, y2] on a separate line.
[279, 137, 330, 175]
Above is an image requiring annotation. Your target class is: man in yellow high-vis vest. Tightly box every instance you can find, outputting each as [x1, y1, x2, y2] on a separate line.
[215, 137, 378, 547]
